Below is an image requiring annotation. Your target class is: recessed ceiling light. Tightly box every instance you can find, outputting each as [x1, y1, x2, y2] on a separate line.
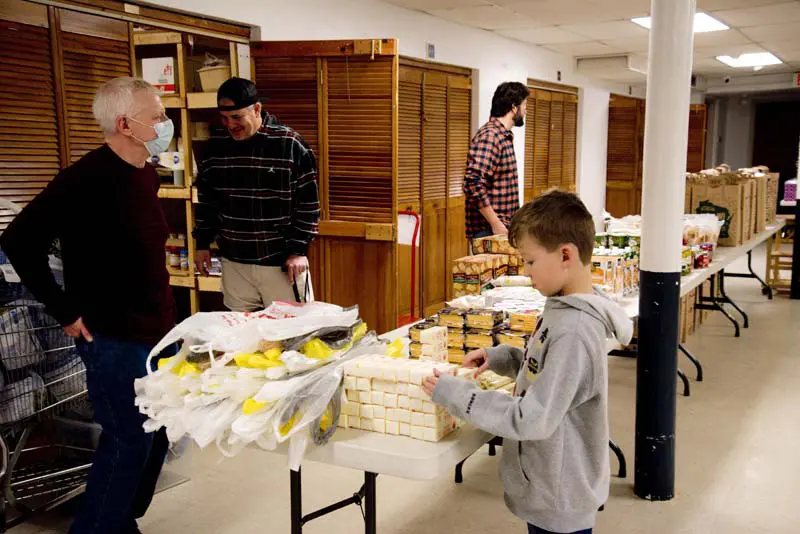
[716, 52, 782, 68]
[631, 12, 729, 33]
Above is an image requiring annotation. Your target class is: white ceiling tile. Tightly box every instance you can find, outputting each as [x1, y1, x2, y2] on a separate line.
[544, 41, 619, 55]
[712, 2, 800, 27]
[694, 43, 768, 58]
[600, 37, 651, 53]
[500, 0, 649, 25]
[741, 21, 800, 40]
[775, 49, 800, 62]
[692, 28, 751, 47]
[496, 26, 590, 44]
[426, 5, 547, 29]
[757, 38, 800, 53]
[699, 0, 790, 10]
[384, 0, 490, 9]
[561, 20, 650, 40]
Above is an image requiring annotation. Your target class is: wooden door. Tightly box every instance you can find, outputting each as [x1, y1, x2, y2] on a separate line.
[0, 9, 60, 230]
[687, 104, 707, 172]
[251, 39, 398, 333]
[524, 85, 578, 201]
[606, 94, 644, 217]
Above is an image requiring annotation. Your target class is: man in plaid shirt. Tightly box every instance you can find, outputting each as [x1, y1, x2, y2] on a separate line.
[464, 82, 529, 240]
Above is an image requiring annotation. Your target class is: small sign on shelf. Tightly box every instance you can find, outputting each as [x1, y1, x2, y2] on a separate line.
[142, 57, 176, 93]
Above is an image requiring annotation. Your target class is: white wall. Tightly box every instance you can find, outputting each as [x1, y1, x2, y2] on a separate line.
[576, 87, 610, 230]
[151, 0, 628, 207]
[719, 95, 755, 169]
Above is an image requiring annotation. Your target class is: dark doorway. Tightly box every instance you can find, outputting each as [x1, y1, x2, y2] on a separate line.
[752, 98, 800, 215]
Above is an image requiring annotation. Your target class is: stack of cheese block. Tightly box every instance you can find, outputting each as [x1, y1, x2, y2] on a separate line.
[340, 356, 473, 442]
[408, 324, 448, 362]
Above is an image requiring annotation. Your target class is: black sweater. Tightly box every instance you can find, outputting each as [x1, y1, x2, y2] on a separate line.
[0, 145, 175, 344]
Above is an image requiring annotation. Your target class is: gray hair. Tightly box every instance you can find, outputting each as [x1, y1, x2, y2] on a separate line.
[92, 77, 159, 134]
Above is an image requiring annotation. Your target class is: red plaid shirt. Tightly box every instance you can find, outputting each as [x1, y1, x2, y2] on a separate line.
[463, 118, 520, 238]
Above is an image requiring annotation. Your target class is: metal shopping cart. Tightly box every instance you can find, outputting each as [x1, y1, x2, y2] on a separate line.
[0, 201, 94, 532]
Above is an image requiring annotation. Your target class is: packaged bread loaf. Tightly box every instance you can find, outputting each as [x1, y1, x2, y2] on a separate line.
[464, 328, 498, 349]
[409, 342, 423, 359]
[510, 310, 540, 332]
[447, 328, 466, 349]
[409, 320, 438, 343]
[465, 308, 504, 330]
[437, 307, 466, 329]
[447, 347, 467, 365]
[496, 328, 530, 350]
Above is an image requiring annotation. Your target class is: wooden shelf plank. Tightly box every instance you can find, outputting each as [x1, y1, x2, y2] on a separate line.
[158, 187, 191, 200]
[161, 94, 185, 109]
[169, 274, 195, 288]
[197, 275, 222, 292]
[187, 92, 218, 109]
[133, 31, 183, 46]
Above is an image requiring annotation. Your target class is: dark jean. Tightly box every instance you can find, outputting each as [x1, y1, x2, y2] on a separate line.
[70, 334, 175, 534]
[528, 525, 592, 534]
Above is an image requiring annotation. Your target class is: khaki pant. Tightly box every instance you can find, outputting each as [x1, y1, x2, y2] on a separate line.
[221, 259, 311, 312]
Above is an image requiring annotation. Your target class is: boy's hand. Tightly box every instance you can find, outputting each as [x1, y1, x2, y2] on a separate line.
[422, 368, 456, 397]
[462, 348, 490, 378]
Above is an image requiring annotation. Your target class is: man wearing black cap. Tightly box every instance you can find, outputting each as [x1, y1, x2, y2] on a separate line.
[194, 77, 320, 309]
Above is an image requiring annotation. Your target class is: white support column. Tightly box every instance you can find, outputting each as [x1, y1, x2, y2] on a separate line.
[634, 0, 695, 501]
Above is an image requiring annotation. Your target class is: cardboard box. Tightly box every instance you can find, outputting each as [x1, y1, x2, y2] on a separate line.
[691, 182, 746, 246]
[142, 57, 176, 93]
[754, 174, 769, 233]
[766, 172, 780, 224]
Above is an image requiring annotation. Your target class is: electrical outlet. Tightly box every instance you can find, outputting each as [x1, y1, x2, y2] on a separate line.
[426, 43, 436, 60]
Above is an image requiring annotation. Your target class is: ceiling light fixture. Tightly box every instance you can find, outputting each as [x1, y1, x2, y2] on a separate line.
[631, 12, 729, 33]
[716, 52, 782, 68]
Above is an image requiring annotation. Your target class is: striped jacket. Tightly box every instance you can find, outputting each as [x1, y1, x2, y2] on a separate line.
[193, 112, 320, 266]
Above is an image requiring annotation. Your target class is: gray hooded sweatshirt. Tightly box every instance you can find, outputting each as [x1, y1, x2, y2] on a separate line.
[432, 293, 633, 533]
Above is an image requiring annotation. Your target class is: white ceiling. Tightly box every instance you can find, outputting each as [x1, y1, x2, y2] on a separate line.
[384, 0, 800, 79]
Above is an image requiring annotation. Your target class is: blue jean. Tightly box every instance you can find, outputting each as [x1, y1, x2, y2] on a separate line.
[70, 335, 175, 534]
[528, 525, 592, 534]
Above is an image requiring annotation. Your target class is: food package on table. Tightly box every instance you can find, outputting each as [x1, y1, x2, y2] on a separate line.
[447, 347, 468, 364]
[409, 342, 423, 359]
[493, 254, 510, 279]
[465, 308, 504, 330]
[437, 307, 467, 329]
[341, 355, 466, 442]
[496, 328, 530, 350]
[452, 255, 495, 287]
[481, 235, 517, 255]
[134, 301, 379, 471]
[490, 275, 531, 287]
[409, 320, 438, 343]
[464, 328, 498, 350]
[477, 370, 515, 391]
[447, 328, 466, 349]
[681, 246, 694, 276]
[509, 310, 541, 332]
[506, 254, 523, 276]
[452, 283, 483, 298]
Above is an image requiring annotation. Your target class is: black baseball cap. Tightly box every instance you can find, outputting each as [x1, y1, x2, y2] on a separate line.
[217, 77, 262, 111]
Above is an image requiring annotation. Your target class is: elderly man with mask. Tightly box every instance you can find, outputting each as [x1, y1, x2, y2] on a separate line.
[193, 77, 320, 310]
[0, 77, 176, 534]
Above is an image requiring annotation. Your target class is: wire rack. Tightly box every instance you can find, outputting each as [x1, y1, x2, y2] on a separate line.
[0, 226, 94, 531]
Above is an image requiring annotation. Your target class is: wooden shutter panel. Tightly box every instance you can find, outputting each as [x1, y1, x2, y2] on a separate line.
[562, 94, 577, 192]
[532, 90, 551, 197]
[686, 104, 707, 172]
[0, 20, 59, 230]
[447, 83, 470, 199]
[253, 57, 319, 156]
[422, 73, 447, 201]
[398, 67, 422, 208]
[524, 93, 535, 201]
[606, 95, 643, 217]
[326, 56, 393, 223]
[547, 92, 564, 189]
[61, 30, 131, 164]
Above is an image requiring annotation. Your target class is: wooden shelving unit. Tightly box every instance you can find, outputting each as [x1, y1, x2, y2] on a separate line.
[132, 28, 243, 312]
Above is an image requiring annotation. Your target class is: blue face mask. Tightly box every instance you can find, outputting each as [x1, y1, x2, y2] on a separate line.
[129, 116, 175, 157]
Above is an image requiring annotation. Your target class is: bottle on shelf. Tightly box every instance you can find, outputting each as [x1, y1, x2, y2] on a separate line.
[180, 249, 189, 271]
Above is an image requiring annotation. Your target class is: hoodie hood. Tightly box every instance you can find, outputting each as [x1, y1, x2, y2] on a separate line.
[547, 292, 633, 346]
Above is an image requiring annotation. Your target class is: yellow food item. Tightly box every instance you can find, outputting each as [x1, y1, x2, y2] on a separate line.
[319, 406, 333, 432]
[301, 338, 335, 360]
[242, 398, 267, 415]
[385, 338, 405, 358]
[177, 362, 201, 377]
[234, 352, 286, 369]
[157, 356, 175, 371]
[279, 410, 301, 437]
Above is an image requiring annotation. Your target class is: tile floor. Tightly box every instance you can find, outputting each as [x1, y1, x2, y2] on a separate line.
[11, 245, 800, 534]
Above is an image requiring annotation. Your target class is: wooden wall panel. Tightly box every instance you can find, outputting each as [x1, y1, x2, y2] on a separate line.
[327, 56, 394, 223]
[61, 22, 132, 164]
[422, 200, 447, 316]
[687, 104, 707, 172]
[447, 85, 470, 199]
[0, 19, 59, 229]
[606, 95, 643, 217]
[562, 94, 578, 192]
[398, 70, 422, 210]
[324, 237, 396, 334]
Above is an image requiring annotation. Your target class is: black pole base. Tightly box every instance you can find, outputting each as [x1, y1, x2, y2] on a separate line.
[635, 270, 679, 501]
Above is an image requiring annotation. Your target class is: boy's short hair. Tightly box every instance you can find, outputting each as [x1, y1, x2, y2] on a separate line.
[508, 190, 596, 265]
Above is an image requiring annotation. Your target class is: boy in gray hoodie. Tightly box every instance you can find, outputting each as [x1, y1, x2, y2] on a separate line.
[424, 191, 633, 534]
